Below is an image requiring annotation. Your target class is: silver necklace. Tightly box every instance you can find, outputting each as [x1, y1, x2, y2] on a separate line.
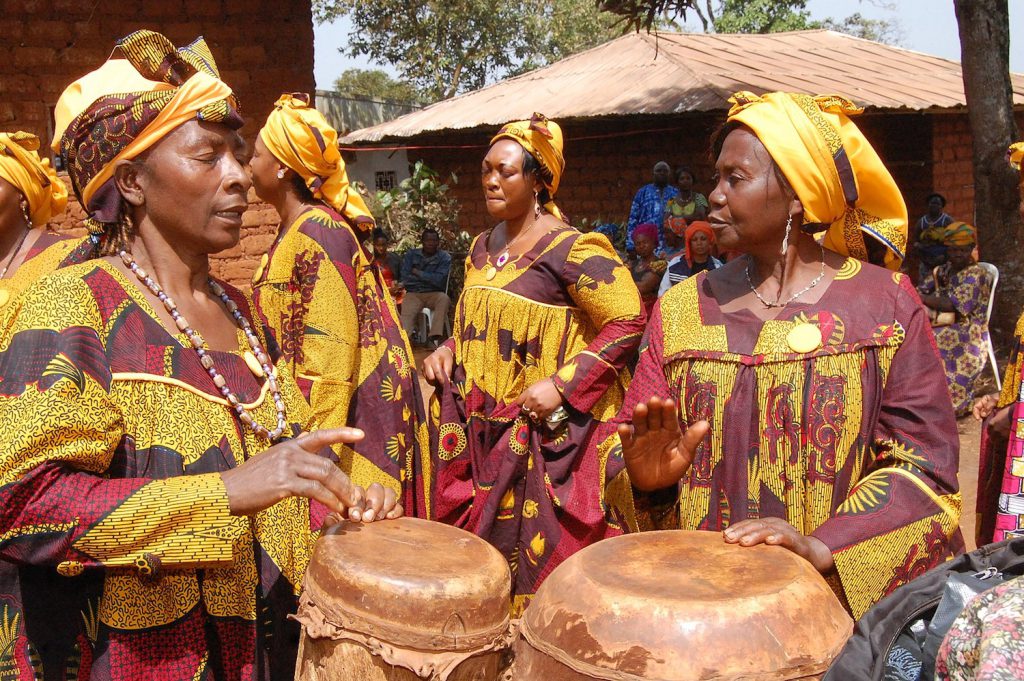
[745, 243, 827, 309]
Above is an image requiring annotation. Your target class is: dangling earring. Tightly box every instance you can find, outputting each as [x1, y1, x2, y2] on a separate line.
[277, 169, 286, 179]
[534, 191, 541, 220]
[20, 201, 31, 228]
[780, 214, 793, 255]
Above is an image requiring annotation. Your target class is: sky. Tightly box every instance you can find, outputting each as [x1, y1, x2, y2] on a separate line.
[312, 0, 1023, 90]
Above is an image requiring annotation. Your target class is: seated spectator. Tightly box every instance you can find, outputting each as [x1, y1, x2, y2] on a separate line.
[400, 227, 452, 347]
[371, 228, 404, 303]
[629, 222, 666, 318]
[918, 221, 992, 416]
[658, 221, 723, 296]
[657, 218, 686, 261]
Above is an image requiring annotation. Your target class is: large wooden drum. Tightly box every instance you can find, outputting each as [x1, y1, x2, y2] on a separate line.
[514, 530, 852, 680]
[294, 517, 512, 680]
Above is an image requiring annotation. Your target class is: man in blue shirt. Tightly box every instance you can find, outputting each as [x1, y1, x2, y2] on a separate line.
[626, 161, 679, 251]
[400, 228, 452, 347]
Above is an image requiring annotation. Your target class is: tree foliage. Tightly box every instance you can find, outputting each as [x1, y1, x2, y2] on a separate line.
[332, 68, 423, 104]
[314, 0, 623, 102]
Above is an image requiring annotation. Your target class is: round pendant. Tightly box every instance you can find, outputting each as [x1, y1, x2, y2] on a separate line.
[485, 266, 497, 281]
[496, 251, 510, 268]
[243, 351, 265, 377]
[787, 322, 822, 353]
[0, 289, 9, 308]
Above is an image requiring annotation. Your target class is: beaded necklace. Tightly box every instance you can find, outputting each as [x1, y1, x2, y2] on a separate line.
[119, 251, 288, 440]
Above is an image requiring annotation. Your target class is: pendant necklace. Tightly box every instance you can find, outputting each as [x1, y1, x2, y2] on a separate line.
[485, 211, 540, 281]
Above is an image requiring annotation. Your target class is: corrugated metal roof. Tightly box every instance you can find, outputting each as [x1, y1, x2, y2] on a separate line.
[342, 29, 1024, 143]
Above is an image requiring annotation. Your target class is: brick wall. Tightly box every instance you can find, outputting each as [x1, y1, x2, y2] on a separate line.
[0, 0, 314, 146]
[930, 114, 976, 223]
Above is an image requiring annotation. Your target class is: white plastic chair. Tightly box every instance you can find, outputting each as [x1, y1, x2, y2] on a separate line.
[413, 270, 452, 345]
[977, 261, 1001, 392]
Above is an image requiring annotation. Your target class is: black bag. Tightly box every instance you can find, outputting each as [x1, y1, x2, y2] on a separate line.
[824, 537, 1024, 681]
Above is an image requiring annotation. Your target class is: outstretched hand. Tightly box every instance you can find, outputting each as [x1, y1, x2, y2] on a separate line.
[618, 397, 709, 491]
[723, 517, 834, 573]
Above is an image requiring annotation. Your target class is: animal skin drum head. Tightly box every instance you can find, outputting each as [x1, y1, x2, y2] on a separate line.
[516, 530, 852, 681]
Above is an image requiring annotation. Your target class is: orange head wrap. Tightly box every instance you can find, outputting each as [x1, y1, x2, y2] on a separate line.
[0, 132, 67, 226]
[684, 221, 715, 268]
[490, 113, 565, 221]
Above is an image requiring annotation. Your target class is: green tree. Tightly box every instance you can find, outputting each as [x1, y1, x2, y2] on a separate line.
[332, 68, 423, 104]
[710, 0, 814, 34]
[313, 0, 623, 101]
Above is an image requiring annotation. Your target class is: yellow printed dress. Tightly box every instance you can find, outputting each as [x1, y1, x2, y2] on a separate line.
[0, 231, 94, 320]
[612, 260, 963, 619]
[0, 261, 334, 681]
[430, 227, 645, 614]
[252, 205, 428, 511]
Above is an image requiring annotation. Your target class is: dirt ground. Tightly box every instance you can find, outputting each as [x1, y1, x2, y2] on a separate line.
[414, 346, 986, 549]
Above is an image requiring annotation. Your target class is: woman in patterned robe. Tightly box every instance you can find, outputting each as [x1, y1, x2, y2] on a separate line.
[250, 94, 427, 512]
[0, 32, 398, 681]
[614, 91, 962, 619]
[421, 115, 645, 615]
[918, 221, 992, 416]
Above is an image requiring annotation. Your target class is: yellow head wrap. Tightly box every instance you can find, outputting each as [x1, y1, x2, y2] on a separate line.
[1008, 142, 1024, 171]
[55, 30, 241, 233]
[726, 91, 908, 270]
[490, 113, 566, 221]
[0, 132, 67, 226]
[941, 221, 976, 247]
[259, 93, 374, 229]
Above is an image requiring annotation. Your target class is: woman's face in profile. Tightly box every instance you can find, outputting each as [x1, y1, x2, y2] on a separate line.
[707, 127, 792, 253]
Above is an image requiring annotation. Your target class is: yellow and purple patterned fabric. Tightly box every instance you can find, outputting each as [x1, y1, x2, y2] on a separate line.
[252, 206, 428, 512]
[608, 262, 962, 619]
[429, 226, 645, 615]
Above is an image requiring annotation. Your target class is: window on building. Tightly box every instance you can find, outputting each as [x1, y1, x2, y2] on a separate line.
[375, 170, 397, 192]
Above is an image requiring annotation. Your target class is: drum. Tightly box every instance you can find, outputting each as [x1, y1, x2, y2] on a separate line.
[294, 517, 512, 680]
[514, 530, 852, 680]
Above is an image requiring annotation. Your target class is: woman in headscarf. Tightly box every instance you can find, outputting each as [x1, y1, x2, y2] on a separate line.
[974, 141, 1024, 546]
[664, 165, 708, 226]
[918, 221, 992, 416]
[0, 31, 399, 681]
[630, 221, 666, 317]
[611, 91, 961, 619]
[0, 131, 92, 314]
[250, 94, 427, 512]
[420, 114, 645, 614]
[658, 220, 723, 296]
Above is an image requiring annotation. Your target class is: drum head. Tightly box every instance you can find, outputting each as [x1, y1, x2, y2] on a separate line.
[304, 517, 511, 648]
[519, 530, 852, 680]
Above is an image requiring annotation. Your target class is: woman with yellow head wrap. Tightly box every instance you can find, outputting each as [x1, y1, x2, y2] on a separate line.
[0, 131, 91, 313]
[0, 33, 399, 680]
[917, 219, 992, 416]
[975, 141, 1024, 546]
[421, 113, 645, 614]
[611, 91, 961, 619]
[251, 92, 428, 513]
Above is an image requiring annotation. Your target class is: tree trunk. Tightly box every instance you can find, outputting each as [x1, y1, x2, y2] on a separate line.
[954, 0, 1022, 351]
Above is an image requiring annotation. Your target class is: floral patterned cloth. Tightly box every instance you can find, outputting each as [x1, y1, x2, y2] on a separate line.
[936, 575, 1024, 680]
[920, 262, 992, 416]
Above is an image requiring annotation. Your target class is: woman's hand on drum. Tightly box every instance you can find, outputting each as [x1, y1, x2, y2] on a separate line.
[723, 518, 835, 573]
[618, 397, 709, 491]
[422, 345, 454, 387]
[514, 378, 564, 422]
[221, 428, 380, 520]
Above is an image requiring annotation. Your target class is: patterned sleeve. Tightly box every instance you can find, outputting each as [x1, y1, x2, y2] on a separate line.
[812, 275, 962, 619]
[0, 273, 244, 574]
[552, 232, 646, 414]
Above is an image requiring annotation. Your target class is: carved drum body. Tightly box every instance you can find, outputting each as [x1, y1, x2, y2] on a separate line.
[294, 517, 512, 681]
[514, 530, 853, 681]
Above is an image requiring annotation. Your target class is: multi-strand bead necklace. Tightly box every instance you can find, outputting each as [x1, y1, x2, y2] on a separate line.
[119, 251, 288, 441]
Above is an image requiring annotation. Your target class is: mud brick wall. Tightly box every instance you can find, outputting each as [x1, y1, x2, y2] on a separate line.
[0, 0, 315, 146]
